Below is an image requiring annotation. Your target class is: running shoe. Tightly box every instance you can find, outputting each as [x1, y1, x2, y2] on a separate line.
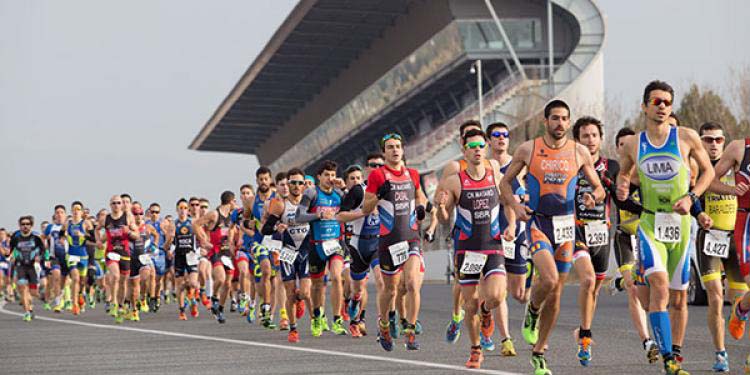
[288, 329, 300, 343]
[415, 320, 423, 335]
[404, 328, 419, 350]
[201, 295, 211, 309]
[466, 348, 483, 369]
[445, 310, 465, 344]
[190, 303, 199, 318]
[712, 351, 729, 372]
[644, 338, 659, 364]
[22, 312, 32, 322]
[522, 303, 540, 345]
[178, 311, 187, 321]
[238, 298, 247, 315]
[605, 276, 624, 296]
[480, 310, 495, 343]
[744, 354, 750, 374]
[43, 302, 51, 311]
[577, 336, 593, 367]
[230, 299, 237, 313]
[115, 309, 124, 324]
[311, 317, 323, 337]
[378, 321, 394, 352]
[279, 318, 290, 331]
[72, 304, 80, 316]
[321, 315, 330, 332]
[347, 298, 360, 321]
[131, 310, 140, 322]
[295, 300, 305, 320]
[531, 353, 552, 375]
[210, 299, 219, 316]
[78, 294, 85, 308]
[341, 305, 350, 322]
[53, 300, 64, 313]
[480, 332, 495, 351]
[501, 338, 517, 357]
[217, 311, 226, 324]
[388, 313, 399, 339]
[729, 297, 747, 340]
[349, 322, 362, 338]
[332, 317, 347, 335]
[140, 300, 149, 313]
[64, 299, 73, 311]
[109, 303, 119, 317]
[357, 320, 367, 336]
[246, 305, 256, 324]
[664, 358, 690, 375]
[87, 295, 96, 309]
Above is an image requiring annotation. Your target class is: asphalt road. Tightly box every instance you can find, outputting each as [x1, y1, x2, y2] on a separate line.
[0, 284, 747, 375]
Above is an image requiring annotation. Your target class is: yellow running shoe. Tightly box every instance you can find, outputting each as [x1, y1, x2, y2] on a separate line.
[501, 338, 517, 357]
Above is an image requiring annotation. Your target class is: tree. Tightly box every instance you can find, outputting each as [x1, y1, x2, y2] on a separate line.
[676, 84, 739, 137]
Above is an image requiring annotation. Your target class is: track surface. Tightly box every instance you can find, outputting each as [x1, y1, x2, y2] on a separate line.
[0, 284, 746, 374]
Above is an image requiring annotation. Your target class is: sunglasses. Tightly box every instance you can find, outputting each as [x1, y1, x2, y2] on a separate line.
[289, 180, 305, 186]
[190, 203, 200, 207]
[367, 162, 384, 168]
[134, 213, 144, 216]
[150, 210, 160, 214]
[491, 131, 509, 138]
[649, 98, 672, 107]
[464, 141, 486, 150]
[200, 205, 209, 209]
[701, 135, 725, 144]
[110, 201, 122, 205]
[20, 222, 32, 227]
[380, 133, 402, 148]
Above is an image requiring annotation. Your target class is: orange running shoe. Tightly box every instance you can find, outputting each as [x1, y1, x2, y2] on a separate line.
[202, 295, 211, 309]
[729, 297, 748, 340]
[295, 300, 305, 320]
[78, 294, 85, 308]
[72, 304, 80, 316]
[190, 303, 199, 318]
[480, 309, 495, 340]
[179, 311, 188, 321]
[341, 305, 350, 322]
[349, 323, 362, 338]
[288, 329, 300, 343]
[466, 348, 483, 369]
[279, 318, 290, 331]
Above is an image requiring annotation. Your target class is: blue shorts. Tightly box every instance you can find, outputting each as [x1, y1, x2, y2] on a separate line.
[280, 242, 311, 282]
[349, 236, 379, 280]
[152, 250, 167, 276]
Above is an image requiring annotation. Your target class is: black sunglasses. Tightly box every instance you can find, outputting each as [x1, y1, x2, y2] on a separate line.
[20, 222, 32, 226]
[367, 162, 384, 168]
[289, 180, 305, 185]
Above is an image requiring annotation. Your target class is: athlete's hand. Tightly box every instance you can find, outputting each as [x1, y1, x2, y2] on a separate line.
[275, 223, 288, 233]
[672, 196, 692, 216]
[333, 178, 346, 189]
[423, 231, 435, 243]
[616, 180, 629, 201]
[513, 203, 533, 222]
[697, 212, 713, 230]
[503, 224, 516, 242]
[416, 205, 426, 221]
[321, 210, 335, 220]
[582, 192, 596, 210]
[200, 240, 212, 251]
[376, 181, 392, 200]
[736, 182, 750, 197]
[436, 190, 449, 207]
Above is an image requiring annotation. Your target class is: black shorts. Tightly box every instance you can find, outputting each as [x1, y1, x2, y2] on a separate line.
[174, 252, 198, 278]
[454, 251, 505, 286]
[613, 229, 636, 273]
[504, 234, 529, 275]
[349, 235, 379, 278]
[309, 239, 346, 279]
[574, 224, 610, 280]
[378, 239, 421, 276]
[129, 250, 150, 279]
[696, 228, 743, 287]
[14, 264, 38, 286]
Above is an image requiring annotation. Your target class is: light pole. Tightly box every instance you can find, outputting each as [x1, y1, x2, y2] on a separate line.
[470, 59, 483, 124]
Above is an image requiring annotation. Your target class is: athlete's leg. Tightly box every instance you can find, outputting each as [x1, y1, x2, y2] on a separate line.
[403, 255, 422, 326]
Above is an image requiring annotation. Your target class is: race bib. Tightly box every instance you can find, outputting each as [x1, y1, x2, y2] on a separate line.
[138, 254, 152, 265]
[279, 246, 297, 265]
[552, 214, 575, 243]
[630, 234, 639, 261]
[703, 230, 731, 259]
[655, 213, 682, 243]
[502, 239, 515, 260]
[67, 255, 81, 266]
[322, 239, 342, 257]
[388, 241, 409, 266]
[585, 221, 609, 247]
[262, 236, 282, 253]
[221, 255, 234, 270]
[107, 252, 121, 261]
[186, 251, 199, 266]
[0, 261, 8, 270]
[460, 252, 488, 275]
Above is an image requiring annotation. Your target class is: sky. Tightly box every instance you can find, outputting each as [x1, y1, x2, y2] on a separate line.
[1, 0, 749, 228]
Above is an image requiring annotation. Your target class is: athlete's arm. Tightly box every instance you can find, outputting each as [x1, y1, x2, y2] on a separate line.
[294, 188, 320, 223]
[500, 141, 532, 221]
[362, 169, 386, 215]
[709, 139, 744, 195]
[163, 223, 175, 249]
[435, 175, 458, 224]
[336, 185, 366, 223]
[577, 143, 605, 205]
[674, 128, 714, 215]
[193, 211, 216, 248]
[616, 136, 638, 201]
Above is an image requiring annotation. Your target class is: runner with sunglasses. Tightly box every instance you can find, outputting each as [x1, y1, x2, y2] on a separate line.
[97, 195, 137, 323]
[11, 216, 45, 321]
[363, 132, 429, 351]
[63, 201, 93, 316]
[440, 120, 484, 346]
[190, 197, 212, 309]
[231, 184, 258, 322]
[617, 81, 714, 375]
[436, 129, 513, 368]
[41, 205, 67, 313]
[146, 203, 169, 313]
[252, 166, 281, 329]
[501, 100, 605, 375]
[164, 198, 201, 320]
[127, 203, 159, 321]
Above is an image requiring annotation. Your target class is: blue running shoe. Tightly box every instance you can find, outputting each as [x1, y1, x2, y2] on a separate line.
[577, 337, 593, 367]
[713, 351, 729, 372]
[389, 314, 399, 339]
[415, 320, 423, 335]
[378, 322, 394, 352]
[445, 310, 465, 344]
[480, 332, 495, 351]
[347, 299, 360, 321]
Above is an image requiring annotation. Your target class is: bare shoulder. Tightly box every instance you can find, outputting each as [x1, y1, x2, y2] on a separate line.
[441, 160, 461, 177]
[513, 140, 534, 163]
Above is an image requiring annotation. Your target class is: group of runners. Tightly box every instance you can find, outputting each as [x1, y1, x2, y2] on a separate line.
[3, 80, 750, 375]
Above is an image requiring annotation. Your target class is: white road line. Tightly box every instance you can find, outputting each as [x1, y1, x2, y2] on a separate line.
[0, 302, 520, 375]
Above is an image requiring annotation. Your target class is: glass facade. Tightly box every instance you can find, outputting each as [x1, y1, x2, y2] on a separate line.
[458, 19, 543, 53]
